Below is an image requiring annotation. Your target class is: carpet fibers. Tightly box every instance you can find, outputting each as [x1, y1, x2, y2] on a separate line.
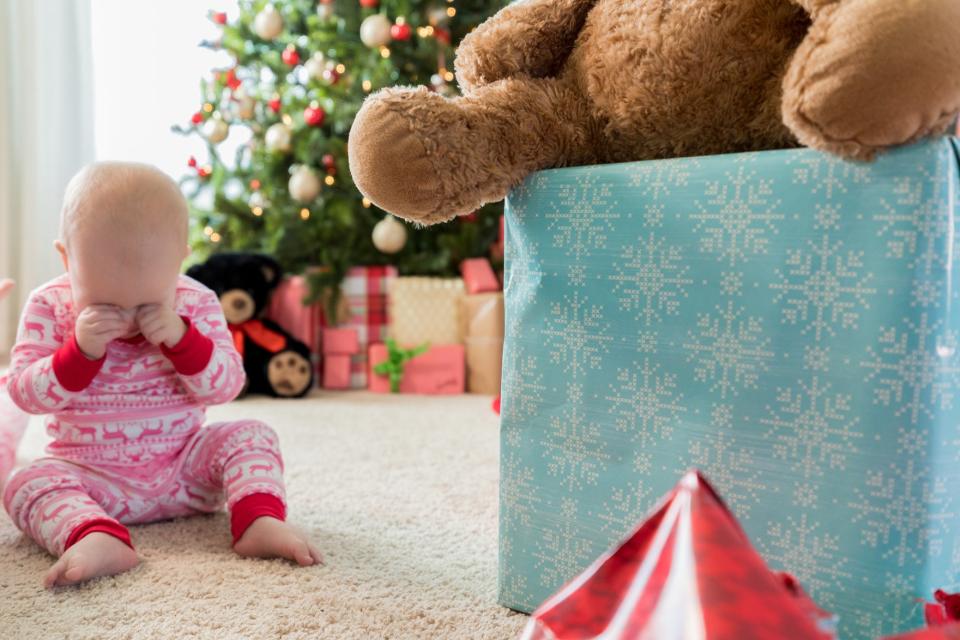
[0, 392, 527, 639]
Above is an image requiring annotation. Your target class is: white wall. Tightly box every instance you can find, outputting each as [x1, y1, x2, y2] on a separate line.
[90, 0, 239, 178]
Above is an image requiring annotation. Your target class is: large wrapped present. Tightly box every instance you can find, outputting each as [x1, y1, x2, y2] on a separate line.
[461, 293, 504, 395]
[387, 277, 464, 345]
[500, 138, 960, 640]
[338, 265, 397, 389]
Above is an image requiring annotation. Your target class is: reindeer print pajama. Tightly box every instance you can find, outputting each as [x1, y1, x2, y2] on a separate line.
[2, 274, 287, 555]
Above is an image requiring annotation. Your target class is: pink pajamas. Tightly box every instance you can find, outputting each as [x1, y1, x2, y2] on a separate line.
[1, 274, 287, 555]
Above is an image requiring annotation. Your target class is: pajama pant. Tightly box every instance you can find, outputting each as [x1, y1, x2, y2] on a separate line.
[2, 419, 285, 556]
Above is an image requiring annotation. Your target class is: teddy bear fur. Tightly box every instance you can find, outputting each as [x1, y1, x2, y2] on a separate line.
[186, 253, 314, 398]
[348, 0, 960, 225]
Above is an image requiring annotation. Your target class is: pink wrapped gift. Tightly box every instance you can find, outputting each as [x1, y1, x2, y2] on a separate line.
[460, 257, 500, 294]
[322, 328, 359, 390]
[368, 343, 465, 394]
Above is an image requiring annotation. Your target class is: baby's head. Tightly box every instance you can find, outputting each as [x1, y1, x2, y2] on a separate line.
[56, 162, 189, 312]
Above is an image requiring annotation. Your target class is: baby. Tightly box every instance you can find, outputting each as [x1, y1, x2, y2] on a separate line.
[3, 163, 321, 588]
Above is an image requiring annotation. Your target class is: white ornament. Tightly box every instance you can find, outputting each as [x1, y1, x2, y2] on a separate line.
[317, 3, 335, 19]
[248, 192, 269, 209]
[288, 166, 321, 203]
[235, 88, 256, 119]
[202, 117, 229, 144]
[304, 52, 326, 81]
[265, 122, 292, 153]
[253, 4, 284, 40]
[360, 14, 392, 48]
[428, 6, 450, 26]
[372, 215, 408, 254]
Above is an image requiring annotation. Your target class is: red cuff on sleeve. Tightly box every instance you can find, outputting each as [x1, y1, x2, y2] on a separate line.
[160, 316, 214, 376]
[64, 518, 134, 551]
[52, 334, 106, 392]
[230, 493, 287, 544]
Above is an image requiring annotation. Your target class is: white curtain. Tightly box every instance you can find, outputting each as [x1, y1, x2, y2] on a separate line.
[0, 0, 94, 356]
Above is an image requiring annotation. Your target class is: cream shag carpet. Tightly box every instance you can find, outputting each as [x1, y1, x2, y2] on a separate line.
[0, 392, 527, 639]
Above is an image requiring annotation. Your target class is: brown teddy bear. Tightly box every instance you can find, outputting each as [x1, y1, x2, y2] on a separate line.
[348, 0, 960, 225]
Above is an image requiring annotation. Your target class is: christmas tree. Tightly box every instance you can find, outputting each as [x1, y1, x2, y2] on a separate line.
[174, 0, 506, 312]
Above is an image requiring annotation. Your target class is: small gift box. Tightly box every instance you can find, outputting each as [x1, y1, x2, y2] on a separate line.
[461, 293, 504, 395]
[321, 327, 359, 390]
[460, 258, 501, 294]
[387, 277, 464, 346]
[339, 265, 397, 388]
[368, 343, 465, 395]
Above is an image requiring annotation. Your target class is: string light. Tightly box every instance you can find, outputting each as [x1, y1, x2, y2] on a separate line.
[444, 71, 454, 81]
[203, 103, 214, 113]
[300, 208, 310, 220]
[362, 80, 372, 92]
[336, 63, 346, 74]
[379, 46, 391, 59]
[362, 197, 372, 208]
[447, 7, 456, 17]
[252, 206, 263, 216]
[204, 226, 214, 236]
[282, 114, 293, 126]
[210, 232, 222, 242]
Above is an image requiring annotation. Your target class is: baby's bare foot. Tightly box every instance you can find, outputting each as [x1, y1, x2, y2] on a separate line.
[43, 532, 139, 589]
[233, 517, 323, 566]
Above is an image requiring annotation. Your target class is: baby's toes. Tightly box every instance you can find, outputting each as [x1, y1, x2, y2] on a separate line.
[288, 537, 315, 566]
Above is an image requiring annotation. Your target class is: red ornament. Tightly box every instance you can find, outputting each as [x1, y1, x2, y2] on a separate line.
[197, 166, 212, 179]
[359, 0, 378, 7]
[211, 11, 227, 25]
[250, 179, 261, 190]
[217, 68, 241, 90]
[463, 211, 478, 222]
[191, 112, 204, 124]
[321, 154, 335, 168]
[282, 46, 300, 66]
[304, 105, 326, 127]
[492, 395, 501, 415]
[390, 23, 412, 41]
[187, 156, 198, 168]
[434, 28, 451, 45]
[326, 166, 337, 177]
[268, 97, 282, 113]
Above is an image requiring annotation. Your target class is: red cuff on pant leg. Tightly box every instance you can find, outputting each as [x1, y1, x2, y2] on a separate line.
[64, 518, 134, 551]
[230, 493, 286, 544]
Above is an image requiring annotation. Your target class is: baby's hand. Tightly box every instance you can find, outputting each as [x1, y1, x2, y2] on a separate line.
[0, 279, 13, 300]
[136, 304, 186, 348]
[75, 305, 135, 359]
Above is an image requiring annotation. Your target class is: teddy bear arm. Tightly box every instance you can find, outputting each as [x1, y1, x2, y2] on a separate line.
[454, 0, 597, 94]
[782, 0, 960, 160]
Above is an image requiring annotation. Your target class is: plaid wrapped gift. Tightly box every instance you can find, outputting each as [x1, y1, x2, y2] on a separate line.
[339, 265, 397, 388]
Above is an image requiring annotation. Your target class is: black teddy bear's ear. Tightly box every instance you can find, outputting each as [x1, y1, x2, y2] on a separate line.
[185, 262, 209, 284]
[253, 254, 283, 290]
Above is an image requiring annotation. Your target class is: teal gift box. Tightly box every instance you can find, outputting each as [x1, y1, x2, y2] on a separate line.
[499, 138, 960, 639]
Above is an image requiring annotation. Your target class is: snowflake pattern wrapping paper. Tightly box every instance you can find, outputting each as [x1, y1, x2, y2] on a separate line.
[499, 138, 960, 640]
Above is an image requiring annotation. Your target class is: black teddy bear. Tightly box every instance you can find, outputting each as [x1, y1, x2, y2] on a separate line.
[186, 252, 313, 398]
